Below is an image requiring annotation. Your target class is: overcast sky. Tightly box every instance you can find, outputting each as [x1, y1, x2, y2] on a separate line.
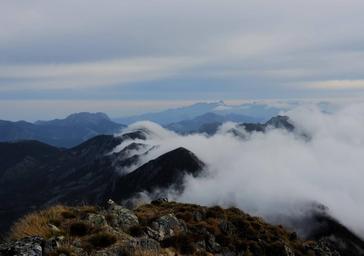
[2, 0, 364, 120]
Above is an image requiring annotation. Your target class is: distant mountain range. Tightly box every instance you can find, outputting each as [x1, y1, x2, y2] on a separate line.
[113, 101, 285, 125]
[168, 115, 296, 136]
[166, 112, 261, 134]
[0, 112, 125, 148]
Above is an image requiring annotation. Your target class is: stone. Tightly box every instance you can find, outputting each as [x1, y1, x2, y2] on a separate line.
[284, 245, 295, 256]
[219, 220, 236, 236]
[313, 239, 341, 256]
[94, 238, 160, 256]
[106, 199, 139, 232]
[192, 211, 204, 222]
[126, 238, 161, 252]
[205, 232, 222, 253]
[48, 223, 61, 233]
[148, 214, 186, 241]
[151, 198, 168, 205]
[0, 236, 43, 256]
[87, 213, 108, 227]
[44, 236, 63, 254]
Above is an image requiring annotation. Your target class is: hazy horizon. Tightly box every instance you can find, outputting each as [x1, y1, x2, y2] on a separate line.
[2, 97, 364, 122]
[2, 1, 364, 120]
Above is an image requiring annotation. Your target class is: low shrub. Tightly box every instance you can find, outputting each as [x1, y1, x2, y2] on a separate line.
[86, 232, 117, 249]
[128, 225, 145, 237]
[69, 221, 91, 237]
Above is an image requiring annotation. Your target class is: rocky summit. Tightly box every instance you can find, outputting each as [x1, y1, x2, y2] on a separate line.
[0, 200, 344, 256]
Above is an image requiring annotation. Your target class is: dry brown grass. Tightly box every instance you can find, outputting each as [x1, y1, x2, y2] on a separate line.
[9, 205, 69, 240]
[121, 248, 162, 256]
[8, 201, 317, 256]
[9, 204, 100, 241]
[47, 245, 78, 256]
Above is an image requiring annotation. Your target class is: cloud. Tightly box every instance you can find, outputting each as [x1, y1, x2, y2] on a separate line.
[2, 0, 364, 100]
[115, 102, 364, 238]
[0, 57, 202, 91]
[302, 80, 364, 90]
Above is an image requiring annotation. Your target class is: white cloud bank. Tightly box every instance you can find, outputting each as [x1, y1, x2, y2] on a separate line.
[116, 102, 364, 238]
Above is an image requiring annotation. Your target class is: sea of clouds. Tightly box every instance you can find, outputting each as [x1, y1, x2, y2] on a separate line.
[115, 102, 364, 238]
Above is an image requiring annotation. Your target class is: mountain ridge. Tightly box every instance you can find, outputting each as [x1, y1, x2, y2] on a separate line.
[0, 135, 204, 234]
[113, 101, 283, 125]
[0, 112, 125, 148]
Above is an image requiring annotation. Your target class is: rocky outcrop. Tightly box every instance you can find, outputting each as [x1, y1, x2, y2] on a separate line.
[147, 214, 187, 241]
[1, 200, 358, 256]
[106, 199, 139, 232]
[0, 236, 43, 256]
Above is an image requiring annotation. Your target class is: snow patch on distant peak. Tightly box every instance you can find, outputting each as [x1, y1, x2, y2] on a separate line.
[214, 105, 232, 111]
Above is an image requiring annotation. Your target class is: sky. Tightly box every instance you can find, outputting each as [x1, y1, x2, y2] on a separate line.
[2, 0, 364, 120]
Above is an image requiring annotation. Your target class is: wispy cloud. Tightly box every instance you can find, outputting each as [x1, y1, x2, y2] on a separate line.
[0, 57, 203, 91]
[302, 80, 364, 90]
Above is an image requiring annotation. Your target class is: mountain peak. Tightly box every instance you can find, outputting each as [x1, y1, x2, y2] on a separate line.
[64, 112, 111, 123]
[110, 147, 204, 200]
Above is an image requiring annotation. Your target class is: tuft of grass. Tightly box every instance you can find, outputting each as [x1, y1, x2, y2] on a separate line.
[61, 210, 76, 219]
[121, 250, 161, 256]
[161, 234, 196, 254]
[47, 246, 77, 256]
[78, 205, 97, 214]
[85, 231, 117, 249]
[10, 205, 68, 240]
[128, 225, 145, 237]
[69, 221, 91, 237]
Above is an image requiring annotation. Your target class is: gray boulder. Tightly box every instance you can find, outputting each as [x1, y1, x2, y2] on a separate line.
[87, 213, 108, 227]
[106, 199, 139, 232]
[94, 238, 160, 256]
[43, 236, 64, 254]
[0, 236, 43, 256]
[147, 214, 187, 241]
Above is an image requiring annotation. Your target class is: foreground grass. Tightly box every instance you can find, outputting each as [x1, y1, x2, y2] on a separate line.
[7, 201, 322, 255]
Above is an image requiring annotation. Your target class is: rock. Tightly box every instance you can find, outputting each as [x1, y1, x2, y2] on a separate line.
[205, 232, 222, 253]
[0, 236, 44, 256]
[192, 211, 204, 222]
[147, 214, 187, 241]
[284, 245, 295, 256]
[125, 237, 161, 253]
[44, 236, 63, 254]
[72, 238, 83, 248]
[313, 239, 341, 256]
[106, 199, 139, 232]
[216, 247, 239, 256]
[72, 246, 88, 256]
[195, 240, 207, 251]
[48, 223, 61, 233]
[219, 220, 236, 236]
[151, 198, 168, 205]
[95, 238, 160, 256]
[87, 213, 108, 227]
